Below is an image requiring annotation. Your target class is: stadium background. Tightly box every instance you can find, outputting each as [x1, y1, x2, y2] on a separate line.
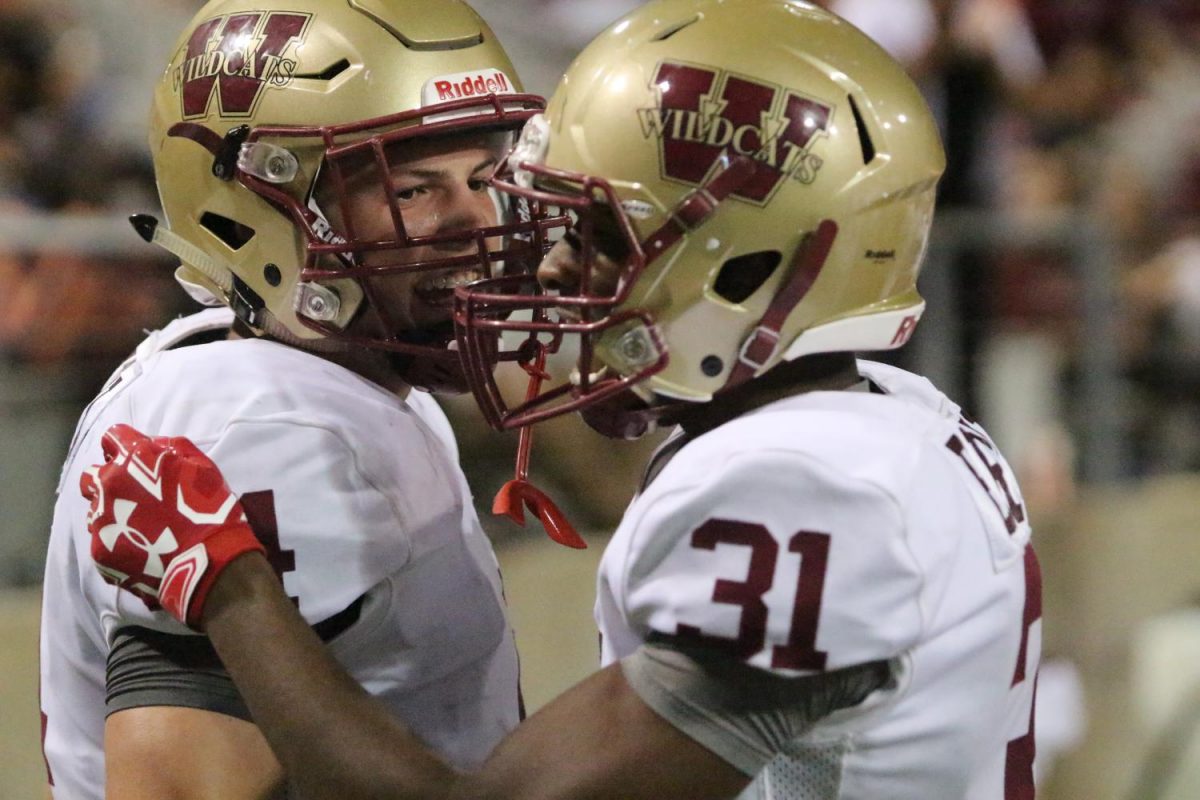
[2, 0, 1200, 797]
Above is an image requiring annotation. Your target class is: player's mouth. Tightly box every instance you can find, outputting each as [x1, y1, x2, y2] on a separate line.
[413, 269, 485, 308]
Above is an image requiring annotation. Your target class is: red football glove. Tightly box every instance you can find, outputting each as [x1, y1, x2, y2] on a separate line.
[81, 423, 266, 629]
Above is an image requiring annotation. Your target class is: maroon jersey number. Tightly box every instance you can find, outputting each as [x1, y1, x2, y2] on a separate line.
[1005, 547, 1042, 800]
[239, 490, 298, 604]
[677, 518, 830, 668]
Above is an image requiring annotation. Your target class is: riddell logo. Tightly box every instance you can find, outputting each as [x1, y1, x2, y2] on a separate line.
[433, 70, 511, 102]
[174, 11, 312, 119]
[639, 61, 832, 204]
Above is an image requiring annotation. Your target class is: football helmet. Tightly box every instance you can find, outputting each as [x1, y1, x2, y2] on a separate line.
[144, 0, 559, 378]
[454, 0, 946, 432]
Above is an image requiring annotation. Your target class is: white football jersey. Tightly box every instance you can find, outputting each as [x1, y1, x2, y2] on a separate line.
[597, 361, 1040, 800]
[39, 309, 520, 798]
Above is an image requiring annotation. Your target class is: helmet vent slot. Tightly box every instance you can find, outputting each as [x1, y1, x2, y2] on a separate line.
[200, 212, 256, 251]
[713, 250, 782, 304]
[848, 94, 877, 165]
[295, 59, 351, 82]
[652, 15, 701, 41]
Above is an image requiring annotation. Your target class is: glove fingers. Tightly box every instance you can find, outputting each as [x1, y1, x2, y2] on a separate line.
[101, 424, 147, 464]
[163, 436, 208, 463]
[79, 465, 101, 504]
[160, 437, 240, 515]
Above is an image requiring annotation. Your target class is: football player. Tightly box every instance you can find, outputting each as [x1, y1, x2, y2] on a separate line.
[39, 0, 559, 797]
[83, 1, 1043, 798]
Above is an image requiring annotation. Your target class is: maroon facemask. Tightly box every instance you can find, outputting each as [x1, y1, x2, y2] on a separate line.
[169, 92, 569, 382]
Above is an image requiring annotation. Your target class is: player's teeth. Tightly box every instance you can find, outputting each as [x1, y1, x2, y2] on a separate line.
[418, 271, 480, 292]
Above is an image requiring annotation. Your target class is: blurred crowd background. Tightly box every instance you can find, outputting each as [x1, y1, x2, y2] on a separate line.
[2, 0, 1200, 798]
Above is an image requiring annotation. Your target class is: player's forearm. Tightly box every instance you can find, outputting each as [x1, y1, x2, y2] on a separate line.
[202, 553, 457, 800]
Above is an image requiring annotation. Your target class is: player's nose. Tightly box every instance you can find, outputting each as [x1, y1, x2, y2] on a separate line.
[536, 238, 585, 294]
[431, 185, 493, 250]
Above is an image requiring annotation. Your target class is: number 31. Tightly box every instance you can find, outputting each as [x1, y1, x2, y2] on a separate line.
[676, 519, 831, 670]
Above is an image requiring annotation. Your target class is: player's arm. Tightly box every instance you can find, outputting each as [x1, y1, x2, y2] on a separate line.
[449, 635, 889, 800]
[205, 556, 750, 800]
[83, 425, 452, 800]
[84, 425, 883, 799]
[105, 705, 284, 800]
[101, 592, 384, 799]
[207, 557, 878, 800]
[102, 447, 743, 800]
[204, 556, 750, 800]
[202, 553, 454, 799]
[449, 661, 751, 800]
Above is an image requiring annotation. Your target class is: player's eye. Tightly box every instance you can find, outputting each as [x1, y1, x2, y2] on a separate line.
[468, 178, 488, 192]
[395, 186, 427, 202]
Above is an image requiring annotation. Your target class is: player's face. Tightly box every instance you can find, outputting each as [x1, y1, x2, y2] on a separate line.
[337, 130, 510, 332]
[535, 201, 629, 304]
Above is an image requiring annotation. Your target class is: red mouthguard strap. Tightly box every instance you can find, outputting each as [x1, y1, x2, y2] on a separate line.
[492, 345, 587, 549]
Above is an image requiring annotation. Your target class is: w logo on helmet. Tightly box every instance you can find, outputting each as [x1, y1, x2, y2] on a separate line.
[174, 11, 312, 120]
[639, 61, 832, 204]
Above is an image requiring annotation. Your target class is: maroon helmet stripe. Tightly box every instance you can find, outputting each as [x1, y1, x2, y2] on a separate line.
[725, 219, 839, 389]
[166, 122, 225, 157]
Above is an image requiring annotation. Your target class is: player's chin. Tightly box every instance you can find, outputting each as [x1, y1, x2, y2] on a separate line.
[396, 354, 471, 395]
[408, 293, 460, 331]
[386, 322, 470, 394]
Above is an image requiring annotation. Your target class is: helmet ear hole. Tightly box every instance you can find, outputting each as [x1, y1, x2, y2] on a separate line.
[294, 58, 351, 81]
[712, 250, 782, 304]
[848, 94, 877, 166]
[652, 15, 701, 42]
[199, 212, 256, 251]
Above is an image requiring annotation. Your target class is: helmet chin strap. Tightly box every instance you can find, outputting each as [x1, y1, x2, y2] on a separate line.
[640, 154, 760, 266]
[552, 154, 763, 441]
[130, 213, 349, 354]
[723, 219, 839, 390]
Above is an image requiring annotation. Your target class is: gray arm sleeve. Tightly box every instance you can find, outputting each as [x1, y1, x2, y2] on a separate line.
[620, 638, 893, 776]
[105, 626, 253, 720]
[105, 595, 364, 720]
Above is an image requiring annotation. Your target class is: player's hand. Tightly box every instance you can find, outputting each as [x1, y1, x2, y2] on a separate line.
[80, 423, 266, 629]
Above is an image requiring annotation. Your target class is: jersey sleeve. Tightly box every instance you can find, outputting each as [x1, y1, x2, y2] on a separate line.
[616, 448, 925, 677]
[204, 418, 420, 624]
[620, 641, 891, 775]
[93, 416, 418, 640]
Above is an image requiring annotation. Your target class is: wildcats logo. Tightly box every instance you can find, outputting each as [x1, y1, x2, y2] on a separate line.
[639, 61, 832, 204]
[173, 11, 312, 120]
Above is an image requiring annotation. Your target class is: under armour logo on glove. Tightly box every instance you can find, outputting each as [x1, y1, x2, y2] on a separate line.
[95, 499, 179, 577]
[80, 424, 266, 629]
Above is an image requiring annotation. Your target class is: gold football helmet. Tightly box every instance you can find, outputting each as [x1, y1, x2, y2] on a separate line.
[143, 0, 555, 376]
[454, 0, 946, 431]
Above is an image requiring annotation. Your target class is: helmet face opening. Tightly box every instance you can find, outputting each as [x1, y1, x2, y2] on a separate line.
[453, 157, 674, 430]
[233, 95, 565, 359]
